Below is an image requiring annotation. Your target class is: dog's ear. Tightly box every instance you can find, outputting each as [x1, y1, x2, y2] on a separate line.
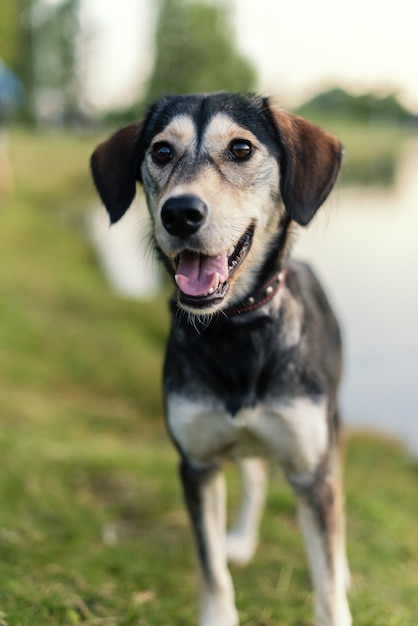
[264, 100, 343, 226]
[90, 121, 144, 224]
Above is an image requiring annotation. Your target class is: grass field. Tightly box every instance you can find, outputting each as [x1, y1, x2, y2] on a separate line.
[0, 126, 417, 625]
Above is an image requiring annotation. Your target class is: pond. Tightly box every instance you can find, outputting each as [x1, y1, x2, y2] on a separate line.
[294, 138, 418, 453]
[92, 136, 418, 453]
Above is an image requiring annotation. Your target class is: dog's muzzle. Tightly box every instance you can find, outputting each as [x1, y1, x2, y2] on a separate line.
[160, 194, 254, 311]
[174, 230, 254, 309]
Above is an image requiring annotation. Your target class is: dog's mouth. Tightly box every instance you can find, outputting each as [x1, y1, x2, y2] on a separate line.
[174, 224, 254, 309]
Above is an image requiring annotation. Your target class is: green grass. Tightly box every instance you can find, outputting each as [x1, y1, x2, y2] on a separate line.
[0, 127, 417, 625]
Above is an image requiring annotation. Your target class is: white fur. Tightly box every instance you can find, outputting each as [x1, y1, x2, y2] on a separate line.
[197, 472, 238, 626]
[150, 114, 197, 151]
[167, 394, 328, 473]
[167, 394, 350, 625]
[297, 498, 352, 626]
[226, 458, 268, 566]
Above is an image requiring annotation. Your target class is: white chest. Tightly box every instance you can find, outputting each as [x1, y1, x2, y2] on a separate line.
[167, 394, 328, 474]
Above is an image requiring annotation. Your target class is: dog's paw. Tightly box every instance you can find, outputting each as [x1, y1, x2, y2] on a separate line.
[225, 531, 257, 567]
[343, 559, 352, 591]
[200, 600, 239, 626]
[314, 594, 352, 626]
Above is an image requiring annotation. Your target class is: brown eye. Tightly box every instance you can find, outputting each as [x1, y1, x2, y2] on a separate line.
[152, 142, 173, 164]
[229, 139, 252, 161]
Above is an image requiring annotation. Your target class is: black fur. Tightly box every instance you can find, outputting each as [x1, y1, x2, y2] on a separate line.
[179, 459, 219, 585]
[165, 261, 342, 435]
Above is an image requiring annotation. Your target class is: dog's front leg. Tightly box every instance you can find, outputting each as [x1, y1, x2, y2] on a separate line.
[226, 458, 268, 566]
[290, 466, 352, 626]
[180, 458, 239, 626]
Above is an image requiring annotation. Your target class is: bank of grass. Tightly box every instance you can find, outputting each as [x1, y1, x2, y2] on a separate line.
[0, 127, 417, 625]
[295, 110, 412, 186]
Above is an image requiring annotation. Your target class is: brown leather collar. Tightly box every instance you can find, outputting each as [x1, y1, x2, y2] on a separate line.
[224, 269, 286, 317]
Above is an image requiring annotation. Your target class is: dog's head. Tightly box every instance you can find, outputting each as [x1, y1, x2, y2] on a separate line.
[91, 93, 342, 315]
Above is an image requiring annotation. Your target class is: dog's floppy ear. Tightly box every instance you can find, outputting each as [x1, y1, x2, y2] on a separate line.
[264, 100, 343, 226]
[90, 121, 144, 224]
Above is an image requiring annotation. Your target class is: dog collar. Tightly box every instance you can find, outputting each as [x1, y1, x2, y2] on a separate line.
[224, 269, 286, 317]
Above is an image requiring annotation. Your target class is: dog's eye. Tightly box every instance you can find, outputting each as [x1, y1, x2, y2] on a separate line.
[229, 140, 252, 161]
[152, 142, 173, 164]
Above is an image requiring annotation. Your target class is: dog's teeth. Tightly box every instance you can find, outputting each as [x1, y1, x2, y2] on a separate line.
[213, 273, 220, 291]
[228, 247, 234, 257]
[174, 274, 179, 286]
[208, 287, 214, 295]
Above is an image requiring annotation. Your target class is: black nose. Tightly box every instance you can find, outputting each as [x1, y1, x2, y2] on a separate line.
[160, 194, 207, 238]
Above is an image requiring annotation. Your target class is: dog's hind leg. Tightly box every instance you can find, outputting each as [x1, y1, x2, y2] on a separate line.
[330, 443, 351, 592]
[290, 461, 352, 626]
[226, 458, 267, 566]
[180, 458, 239, 626]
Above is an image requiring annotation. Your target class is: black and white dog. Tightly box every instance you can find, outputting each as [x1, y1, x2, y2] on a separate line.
[91, 92, 351, 626]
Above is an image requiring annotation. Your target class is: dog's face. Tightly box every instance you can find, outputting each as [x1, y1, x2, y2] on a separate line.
[91, 93, 342, 315]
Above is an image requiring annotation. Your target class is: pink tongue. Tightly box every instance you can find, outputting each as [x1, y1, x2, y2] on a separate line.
[176, 251, 228, 297]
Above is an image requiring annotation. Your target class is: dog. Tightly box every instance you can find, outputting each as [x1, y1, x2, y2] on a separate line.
[91, 92, 352, 626]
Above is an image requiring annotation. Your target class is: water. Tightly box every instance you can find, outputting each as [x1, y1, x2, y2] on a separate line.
[92, 138, 418, 452]
[91, 199, 161, 298]
[294, 138, 418, 452]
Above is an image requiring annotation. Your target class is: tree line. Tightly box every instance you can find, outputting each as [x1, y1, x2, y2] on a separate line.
[1, 0, 413, 127]
[0, 0, 255, 125]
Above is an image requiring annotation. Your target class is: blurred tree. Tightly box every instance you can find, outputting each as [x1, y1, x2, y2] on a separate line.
[31, 0, 81, 123]
[0, 0, 32, 116]
[142, 0, 256, 106]
[0, 0, 81, 124]
[298, 87, 416, 124]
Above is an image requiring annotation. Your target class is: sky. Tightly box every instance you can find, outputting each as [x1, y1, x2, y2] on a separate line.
[80, 0, 418, 112]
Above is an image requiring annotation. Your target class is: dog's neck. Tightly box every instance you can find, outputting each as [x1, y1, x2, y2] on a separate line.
[223, 216, 293, 317]
[224, 268, 286, 317]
